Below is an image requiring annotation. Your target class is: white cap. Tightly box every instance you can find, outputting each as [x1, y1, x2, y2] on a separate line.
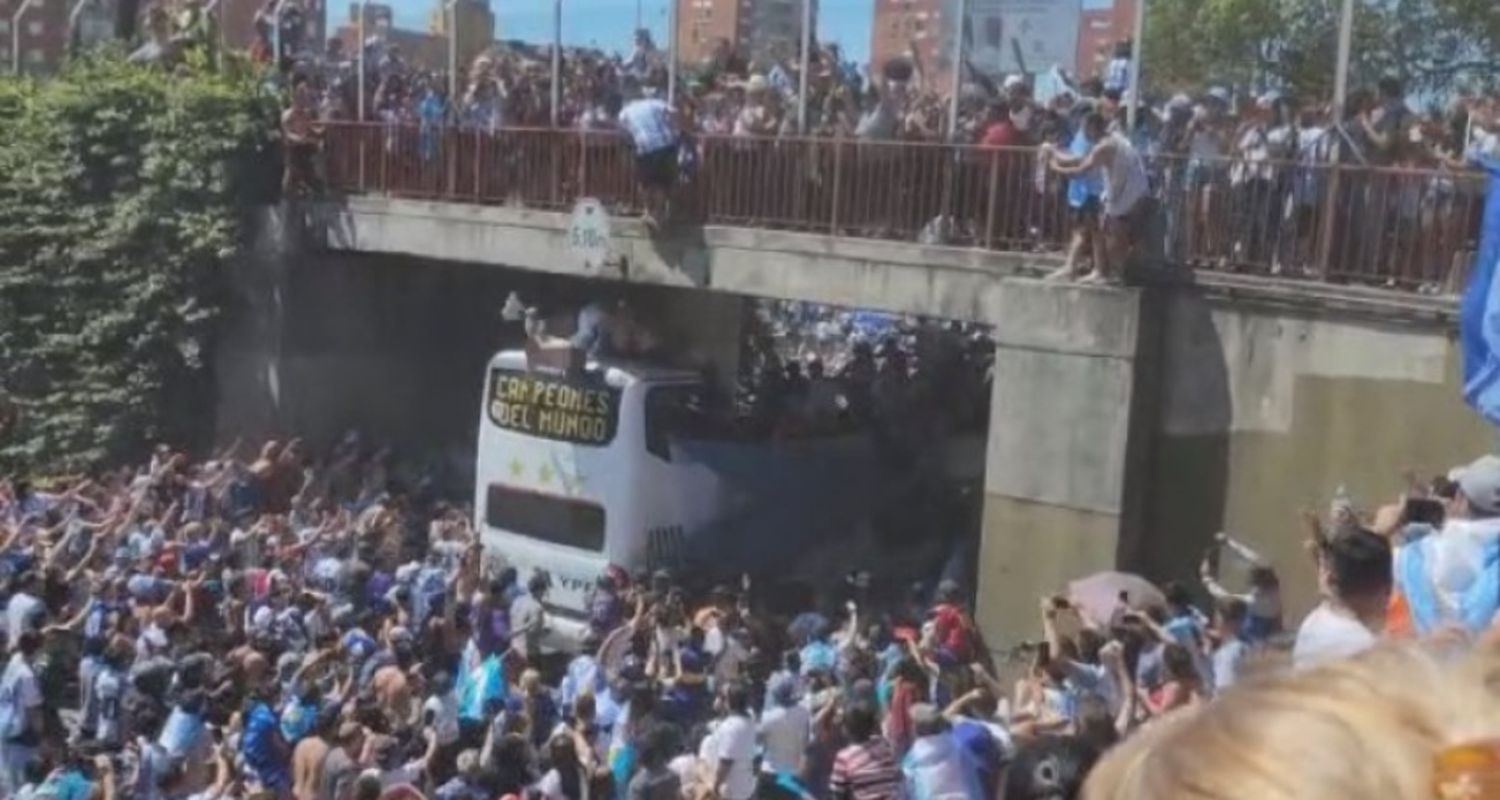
[1452, 455, 1500, 515]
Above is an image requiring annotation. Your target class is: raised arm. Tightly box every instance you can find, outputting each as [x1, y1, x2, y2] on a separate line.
[63, 536, 102, 585]
[1103, 641, 1137, 733]
[1048, 139, 1108, 175]
[1040, 598, 1065, 659]
[93, 757, 118, 800]
[1219, 534, 1268, 567]
[45, 586, 94, 635]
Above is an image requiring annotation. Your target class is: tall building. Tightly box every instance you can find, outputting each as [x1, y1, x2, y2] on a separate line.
[869, 0, 949, 89]
[874, 0, 1086, 94]
[966, 0, 1081, 77]
[333, 2, 448, 71]
[1075, 0, 1132, 80]
[221, 0, 328, 55]
[427, 0, 493, 73]
[0, 0, 70, 74]
[676, 0, 810, 70]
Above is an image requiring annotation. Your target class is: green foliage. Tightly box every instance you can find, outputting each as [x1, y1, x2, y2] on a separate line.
[1141, 0, 1500, 99]
[0, 54, 278, 474]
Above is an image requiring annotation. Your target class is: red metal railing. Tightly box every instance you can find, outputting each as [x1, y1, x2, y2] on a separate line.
[320, 122, 1489, 292]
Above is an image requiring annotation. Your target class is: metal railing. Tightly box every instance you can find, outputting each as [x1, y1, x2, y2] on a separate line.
[319, 122, 1489, 292]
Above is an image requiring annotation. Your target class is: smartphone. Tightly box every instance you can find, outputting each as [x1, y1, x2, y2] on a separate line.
[1030, 641, 1052, 670]
[1405, 496, 1446, 526]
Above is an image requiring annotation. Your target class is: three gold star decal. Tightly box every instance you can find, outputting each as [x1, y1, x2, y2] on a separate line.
[506, 457, 557, 486]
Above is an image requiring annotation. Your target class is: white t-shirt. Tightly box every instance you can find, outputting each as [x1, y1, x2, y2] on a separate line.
[1292, 603, 1376, 670]
[5, 592, 43, 644]
[1211, 639, 1248, 692]
[1100, 132, 1150, 217]
[712, 714, 758, 800]
[0, 653, 41, 740]
[1469, 129, 1499, 162]
[758, 704, 810, 776]
[230, 526, 263, 568]
[537, 766, 589, 800]
[93, 667, 125, 746]
[424, 691, 461, 745]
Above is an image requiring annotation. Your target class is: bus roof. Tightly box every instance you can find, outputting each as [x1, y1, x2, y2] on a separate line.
[488, 349, 702, 386]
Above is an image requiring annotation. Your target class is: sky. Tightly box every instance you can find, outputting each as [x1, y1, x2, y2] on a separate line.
[384, 0, 1116, 66]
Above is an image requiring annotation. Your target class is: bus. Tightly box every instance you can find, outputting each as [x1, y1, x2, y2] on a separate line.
[474, 345, 983, 647]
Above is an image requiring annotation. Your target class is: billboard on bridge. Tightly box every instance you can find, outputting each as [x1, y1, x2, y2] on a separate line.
[964, 0, 1083, 77]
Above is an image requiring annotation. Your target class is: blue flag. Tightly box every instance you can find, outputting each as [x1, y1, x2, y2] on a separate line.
[1461, 159, 1500, 423]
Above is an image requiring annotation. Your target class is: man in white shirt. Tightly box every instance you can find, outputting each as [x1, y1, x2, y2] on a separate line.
[758, 676, 809, 778]
[0, 632, 44, 795]
[423, 671, 461, 748]
[509, 573, 550, 664]
[5, 572, 45, 648]
[1293, 526, 1391, 670]
[1209, 598, 1250, 692]
[712, 683, 758, 800]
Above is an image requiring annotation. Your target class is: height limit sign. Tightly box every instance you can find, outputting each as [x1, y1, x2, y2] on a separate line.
[567, 198, 619, 277]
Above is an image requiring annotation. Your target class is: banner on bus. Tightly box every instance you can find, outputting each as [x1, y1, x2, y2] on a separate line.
[488, 368, 621, 445]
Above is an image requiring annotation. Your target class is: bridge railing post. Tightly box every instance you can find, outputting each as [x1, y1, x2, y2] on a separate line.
[1315, 162, 1342, 279]
[578, 131, 589, 200]
[445, 126, 457, 198]
[983, 149, 999, 250]
[830, 137, 844, 237]
[357, 125, 367, 193]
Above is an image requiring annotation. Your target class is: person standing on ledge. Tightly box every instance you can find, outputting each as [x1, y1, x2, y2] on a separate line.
[618, 73, 681, 230]
[1041, 112, 1151, 286]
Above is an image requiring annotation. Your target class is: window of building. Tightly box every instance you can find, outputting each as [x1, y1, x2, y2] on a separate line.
[0, 48, 9, 61]
[26, 47, 44, 63]
[0, 20, 10, 35]
[27, 19, 43, 36]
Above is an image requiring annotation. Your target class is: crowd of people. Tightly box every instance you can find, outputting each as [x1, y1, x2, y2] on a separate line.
[48, 0, 1500, 285]
[269, 23, 1497, 285]
[737, 302, 993, 442]
[6, 418, 1500, 800]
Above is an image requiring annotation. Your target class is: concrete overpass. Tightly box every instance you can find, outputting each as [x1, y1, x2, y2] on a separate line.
[234, 185, 1485, 647]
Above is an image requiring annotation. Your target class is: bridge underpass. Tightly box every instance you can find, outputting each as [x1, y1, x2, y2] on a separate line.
[225, 192, 1487, 648]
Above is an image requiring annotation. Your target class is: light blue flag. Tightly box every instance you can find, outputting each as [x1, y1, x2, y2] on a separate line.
[1461, 158, 1500, 423]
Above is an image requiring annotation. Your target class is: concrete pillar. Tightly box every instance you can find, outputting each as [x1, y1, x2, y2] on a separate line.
[975, 280, 1159, 647]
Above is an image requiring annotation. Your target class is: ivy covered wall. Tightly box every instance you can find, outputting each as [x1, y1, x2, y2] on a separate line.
[0, 55, 279, 472]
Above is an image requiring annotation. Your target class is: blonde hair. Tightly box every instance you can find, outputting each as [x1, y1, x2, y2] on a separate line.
[1084, 642, 1500, 800]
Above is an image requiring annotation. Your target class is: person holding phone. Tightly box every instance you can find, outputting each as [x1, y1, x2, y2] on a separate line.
[1381, 455, 1500, 637]
[1199, 533, 1283, 642]
[1292, 526, 1391, 670]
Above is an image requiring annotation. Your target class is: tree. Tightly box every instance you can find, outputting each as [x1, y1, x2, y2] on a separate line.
[1141, 0, 1500, 99]
[0, 54, 278, 473]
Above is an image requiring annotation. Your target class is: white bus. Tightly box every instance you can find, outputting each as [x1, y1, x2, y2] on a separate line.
[474, 347, 727, 643]
[474, 346, 983, 646]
